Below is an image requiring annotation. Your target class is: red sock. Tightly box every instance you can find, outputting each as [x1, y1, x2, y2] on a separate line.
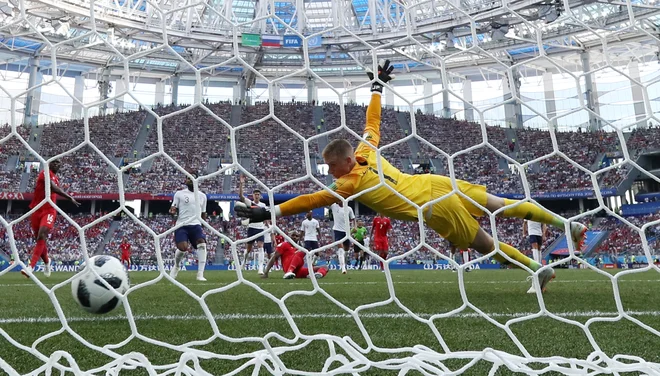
[40, 246, 49, 264]
[30, 240, 46, 268]
[313, 266, 328, 277]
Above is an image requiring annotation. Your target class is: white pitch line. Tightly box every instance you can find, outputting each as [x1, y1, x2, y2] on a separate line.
[1, 279, 659, 288]
[2, 311, 660, 325]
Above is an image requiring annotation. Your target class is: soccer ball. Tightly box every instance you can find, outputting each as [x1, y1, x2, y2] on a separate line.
[71, 255, 130, 314]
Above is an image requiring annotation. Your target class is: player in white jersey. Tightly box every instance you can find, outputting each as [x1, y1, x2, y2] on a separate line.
[329, 202, 355, 274]
[238, 175, 269, 274]
[260, 222, 276, 272]
[524, 220, 546, 263]
[524, 219, 547, 294]
[301, 211, 320, 250]
[169, 174, 208, 281]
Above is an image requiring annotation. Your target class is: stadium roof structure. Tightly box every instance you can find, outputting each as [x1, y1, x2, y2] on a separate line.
[0, 0, 657, 86]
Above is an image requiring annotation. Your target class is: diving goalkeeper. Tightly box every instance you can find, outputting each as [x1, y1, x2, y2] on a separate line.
[236, 60, 587, 293]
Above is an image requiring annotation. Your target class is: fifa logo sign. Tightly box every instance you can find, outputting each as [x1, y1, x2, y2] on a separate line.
[283, 36, 301, 48]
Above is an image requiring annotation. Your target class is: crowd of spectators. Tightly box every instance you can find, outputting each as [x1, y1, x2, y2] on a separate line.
[27, 111, 147, 193]
[324, 102, 410, 162]
[518, 129, 619, 192]
[40, 111, 145, 158]
[6, 101, 660, 197]
[0, 213, 110, 264]
[598, 126, 660, 189]
[132, 102, 231, 193]
[124, 156, 188, 194]
[594, 213, 660, 258]
[0, 124, 31, 191]
[230, 101, 324, 194]
[414, 114, 519, 193]
[26, 146, 123, 193]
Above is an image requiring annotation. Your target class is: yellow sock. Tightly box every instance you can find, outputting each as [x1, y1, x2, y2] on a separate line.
[493, 242, 541, 271]
[502, 199, 563, 228]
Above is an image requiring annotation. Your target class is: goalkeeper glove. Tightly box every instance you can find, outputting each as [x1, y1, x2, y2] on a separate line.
[234, 202, 271, 223]
[366, 59, 395, 93]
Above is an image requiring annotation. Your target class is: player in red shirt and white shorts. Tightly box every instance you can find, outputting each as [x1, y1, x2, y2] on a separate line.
[120, 238, 131, 269]
[371, 214, 392, 271]
[261, 231, 328, 279]
[23, 160, 80, 278]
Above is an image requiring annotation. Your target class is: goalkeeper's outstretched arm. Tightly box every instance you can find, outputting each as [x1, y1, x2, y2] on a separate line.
[356, 59, 394, 154]
[355, 94, 382, 153]
[234, 60, 394, 223]
[235, 185, 352, 220]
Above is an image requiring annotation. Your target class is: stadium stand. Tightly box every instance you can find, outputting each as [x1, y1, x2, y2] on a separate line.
[9, 102, 660, 196]
[1, 214, 110, 263]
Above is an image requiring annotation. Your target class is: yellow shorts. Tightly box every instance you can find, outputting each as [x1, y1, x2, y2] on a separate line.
[424, 175, 488, 249]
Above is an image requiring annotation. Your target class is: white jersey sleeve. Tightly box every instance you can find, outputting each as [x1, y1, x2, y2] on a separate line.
[172, 191, 181, 209]
[200, 192, 208, 214]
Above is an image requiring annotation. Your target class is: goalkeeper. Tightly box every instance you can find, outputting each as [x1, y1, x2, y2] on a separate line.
[236, 60, 587, 293]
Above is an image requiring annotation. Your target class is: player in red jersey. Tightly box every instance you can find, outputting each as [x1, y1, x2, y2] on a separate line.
[261, 231, 328, 279]
[120, 237, 131, 269]
[22, 160, 80, 278]
[371, 214, 392, 271]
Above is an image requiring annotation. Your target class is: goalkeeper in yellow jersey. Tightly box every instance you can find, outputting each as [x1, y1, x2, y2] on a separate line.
[236, 60, 587, 293]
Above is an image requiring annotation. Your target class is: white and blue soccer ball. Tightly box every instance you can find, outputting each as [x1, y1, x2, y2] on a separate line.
[71, 255, 130, 314]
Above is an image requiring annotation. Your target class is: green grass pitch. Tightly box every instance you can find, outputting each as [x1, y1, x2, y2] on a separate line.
[1, 268, 659, 375]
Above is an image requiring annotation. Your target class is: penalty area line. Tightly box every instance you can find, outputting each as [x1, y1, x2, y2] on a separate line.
[2, 310, 660, 324]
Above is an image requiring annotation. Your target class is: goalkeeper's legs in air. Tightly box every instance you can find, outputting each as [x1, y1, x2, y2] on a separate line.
[434, 175, 587, 249]
[426, 175, 586, 292]
[489, 194, 587, 249]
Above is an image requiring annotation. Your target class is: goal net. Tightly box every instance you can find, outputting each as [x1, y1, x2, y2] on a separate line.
[1, 0, 660, 375]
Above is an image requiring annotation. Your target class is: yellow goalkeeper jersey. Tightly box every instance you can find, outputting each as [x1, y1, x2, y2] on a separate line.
[279, 93, 432, 221]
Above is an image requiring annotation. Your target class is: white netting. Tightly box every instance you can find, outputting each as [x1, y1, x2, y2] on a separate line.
[1, 0, 660, 374]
